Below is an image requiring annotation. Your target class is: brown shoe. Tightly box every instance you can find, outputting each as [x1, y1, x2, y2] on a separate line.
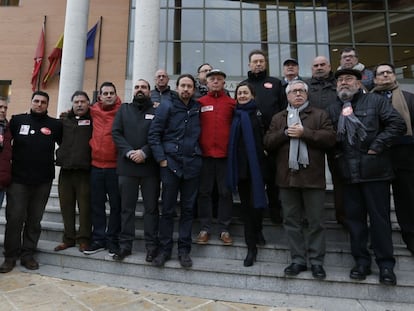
[220, 232, 233, 245]
[79, 243, 89, 252]
[196, 231, 209, 244]
[54, 242, 75, 252]
[21, 257, 39, 270]
[0, 258, 16, 273]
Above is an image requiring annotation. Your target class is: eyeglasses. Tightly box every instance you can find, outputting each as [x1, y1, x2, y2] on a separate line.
[288, 89, 307, 94]
[341, 54, 356, 59]
[337, 76, 357, 83]
[376, 70, 394, 76]
[101, 91, 115, 96]
[32, 99, 48, 104]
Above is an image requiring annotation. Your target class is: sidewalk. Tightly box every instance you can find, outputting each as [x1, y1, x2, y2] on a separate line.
[0, 268, 317, 311]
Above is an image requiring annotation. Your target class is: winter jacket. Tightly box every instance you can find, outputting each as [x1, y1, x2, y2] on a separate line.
[242, 70, 286, 130]
[112, 99, 159, 177]
[89, 98, 121, 168]
[328, 91, 406, 183]
[55, 109, 92, 170]
[150, 86, 177, 105]
[264, 106, 336, 189]
[305, 72, 338, 111]
[9, 111, 62, 184]
[198, 90, 235, 158]
[148, 93, 202, 179]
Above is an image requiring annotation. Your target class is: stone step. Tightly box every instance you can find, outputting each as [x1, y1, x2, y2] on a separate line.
[8, 237, 414, 304]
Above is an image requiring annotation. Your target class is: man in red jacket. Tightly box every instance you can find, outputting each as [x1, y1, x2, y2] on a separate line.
[83, 82, 122, 256]
[197, 69, 236, 245]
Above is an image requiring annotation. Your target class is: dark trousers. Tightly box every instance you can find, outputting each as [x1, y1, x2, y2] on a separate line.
[392, 168, 414, 251]
[58, 169, 91, 245]
[264, 154, 282, 222]
[327, 153, 345, 224]
[344, 181, 395, 269]
[118, 175, 160, 252]
[238, 179, 263, 248]
[159, 167, 199, 255]
[4, 181, 52, 260]
[280, 187, 326, 266]
[197, 157, 233, 234]
[90, 166, 121, 250]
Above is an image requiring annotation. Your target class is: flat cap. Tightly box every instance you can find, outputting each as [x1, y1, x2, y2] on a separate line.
[334, 68, 362, 80]
[283, 58, 298, 66]
[206, 69, 226, 79]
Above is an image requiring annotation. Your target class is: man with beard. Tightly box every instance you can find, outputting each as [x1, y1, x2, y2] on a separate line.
[371, 63, 414, 255]
[54, 91, 93, 253]
[328, 69, 406, 286]
[112, 79, 159, 261]
[0, 91, 62, 273]
[148, 74, 202, 268]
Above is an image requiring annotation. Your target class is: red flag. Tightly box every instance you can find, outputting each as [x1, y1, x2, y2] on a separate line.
[31, 26, 45, 91]
[42, 34, 64, 88]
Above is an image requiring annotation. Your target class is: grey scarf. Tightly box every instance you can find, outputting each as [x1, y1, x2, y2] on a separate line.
[287, 101, 309, 170]
[337, 101, 367, 145]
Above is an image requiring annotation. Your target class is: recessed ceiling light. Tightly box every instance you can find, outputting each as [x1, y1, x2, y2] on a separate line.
[390, 32, 397, 37]
[403, 50, 411, 54]
[332, 48, 338, 52]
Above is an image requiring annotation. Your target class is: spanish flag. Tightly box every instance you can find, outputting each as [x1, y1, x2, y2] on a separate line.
[42, 34, 64, 88]
[31, 26, 45, 91]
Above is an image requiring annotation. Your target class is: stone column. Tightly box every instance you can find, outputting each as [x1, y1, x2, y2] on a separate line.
[132, 0, 160, 95]
[57, 0, 90, 116]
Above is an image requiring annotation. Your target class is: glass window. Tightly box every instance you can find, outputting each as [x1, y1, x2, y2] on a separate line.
[295, 8, 316, 43]
[206, 43, 242, 76]
[180, 43, 205, 75]
[205, 0, 240, 9]
[392, 46, 414, 79]
[0, 80, 12, 97]
[389, 0, 413, 10]
[328, 12, 352, 44]
[354, 12, 387, 44]
[390, 13, 414, 44]
[297, 44, 318, 78]
[181, 9, 204, 41]
[182, 0, 203, 8]
[265, 9, 279, 42]
[205, 10, 241, 41]
[0, 0, 19, 6]
[242, 9, 261, 41]
[278, 9, 292, 42]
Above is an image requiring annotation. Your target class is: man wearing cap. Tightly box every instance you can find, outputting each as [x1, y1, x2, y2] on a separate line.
[328, 68, 406, 286]
[197, 69, 236, 246]
[281, 58, 302, 104]
[242, 49, 286, 228]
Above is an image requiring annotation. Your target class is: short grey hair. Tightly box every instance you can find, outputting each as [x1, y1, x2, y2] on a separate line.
[285, 80, 308, 95]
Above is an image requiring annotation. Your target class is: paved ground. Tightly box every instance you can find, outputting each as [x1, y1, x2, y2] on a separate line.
[0, 268, 318, 311]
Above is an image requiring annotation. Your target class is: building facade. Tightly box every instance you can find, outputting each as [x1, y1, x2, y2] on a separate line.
[0, 0, 413, 115]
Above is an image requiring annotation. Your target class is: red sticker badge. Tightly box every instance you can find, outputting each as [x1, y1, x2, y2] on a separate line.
[40, 127, 52, 135]
[264, 82, 273, 89]
[342, 106, 353, 116]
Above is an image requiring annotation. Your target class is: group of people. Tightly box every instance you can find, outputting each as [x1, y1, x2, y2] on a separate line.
[0, 48, 412, 289]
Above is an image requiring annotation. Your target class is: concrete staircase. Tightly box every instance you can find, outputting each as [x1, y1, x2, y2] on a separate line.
[1, 183, 414, 304]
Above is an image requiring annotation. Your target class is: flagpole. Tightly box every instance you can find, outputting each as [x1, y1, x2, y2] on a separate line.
[93, 16, 103, 103]
[36, 15, 47, 91]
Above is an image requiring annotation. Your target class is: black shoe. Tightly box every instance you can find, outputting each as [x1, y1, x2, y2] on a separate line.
[256, 231, 266, 246]
[20, 257, 39, 270]
[350, 264, 371, 280]
[178, 253, 193, 268]
[113, 249, 131, 261]
[145, 249, 158, 263]
[243, 248, 257, 267]
[83, 242, 106, 255]
[311, 265, 326, 279]
[152, 252, 171, 267]
[284, 263, 307, 276]
[379, 267, 397, 286]
[0, 258, 16, 273]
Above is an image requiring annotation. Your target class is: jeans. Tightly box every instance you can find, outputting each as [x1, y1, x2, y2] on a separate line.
[159, 167, 199, 255]
[90, 167, 121, 250]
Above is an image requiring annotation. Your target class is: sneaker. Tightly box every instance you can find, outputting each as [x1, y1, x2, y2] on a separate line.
[196, 230, 209, 244]
[220, 232, 233, 245]
[108, 248, 118, 257]
[178, 253, 193, 268]
[83, 242, 106, 255]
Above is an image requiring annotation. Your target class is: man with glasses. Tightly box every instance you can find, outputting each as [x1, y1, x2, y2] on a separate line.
[0, 91, 62, 273]
[84, 82, 122, 256]
[371, 63, 414, 255]
[264, 80, 336, 280]
[151, 69, 177, 106]
[194, 63, 212, 99]
[328, 69, 406, 286]
[338, 47, 374, 91]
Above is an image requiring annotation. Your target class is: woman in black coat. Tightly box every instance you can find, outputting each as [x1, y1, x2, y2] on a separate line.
[227, 82, 267, 266]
